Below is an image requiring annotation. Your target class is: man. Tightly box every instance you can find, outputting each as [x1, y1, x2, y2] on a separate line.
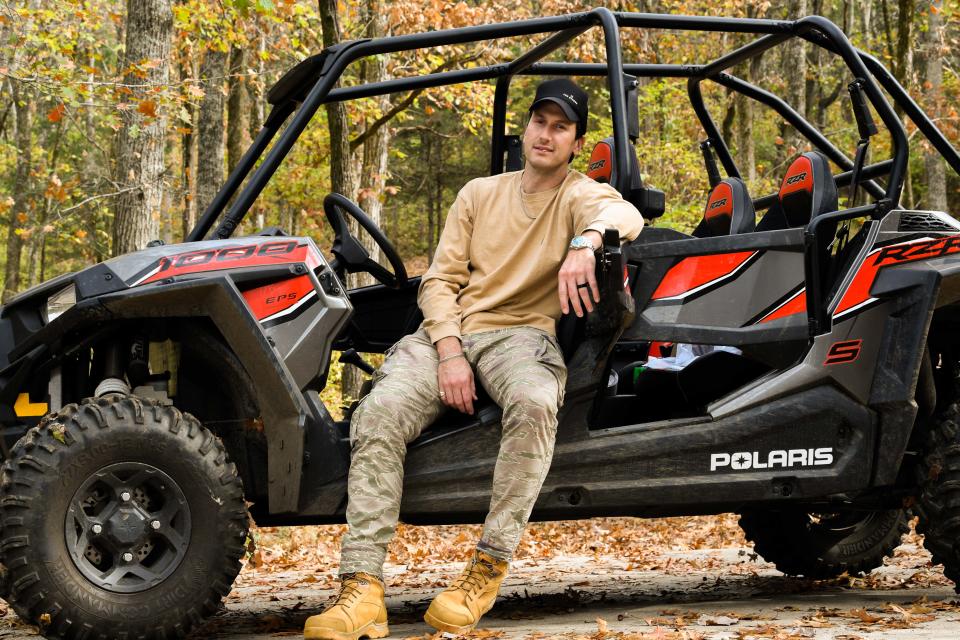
[304, 78, 644, 640]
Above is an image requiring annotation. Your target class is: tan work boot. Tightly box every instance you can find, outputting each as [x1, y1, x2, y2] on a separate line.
[303, 573, 389, 640]
[424, 550, 509, 633]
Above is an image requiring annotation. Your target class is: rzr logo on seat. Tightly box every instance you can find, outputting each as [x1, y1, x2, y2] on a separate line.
[785, 172, 808, 185]
[588, 159, 606, 172]
[710, 447, 833, 471]
[709, 198, 728, 210]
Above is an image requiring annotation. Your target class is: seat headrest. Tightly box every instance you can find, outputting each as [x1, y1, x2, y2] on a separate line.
[587, 137, 635, 187]
[587, 137, 665, 219]
[778, 151, 838, 226]
[693, 177, 756, 238]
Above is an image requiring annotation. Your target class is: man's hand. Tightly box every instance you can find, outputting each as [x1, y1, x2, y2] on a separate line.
[435, 336, 477, 414]
[558, 230, 603, 317]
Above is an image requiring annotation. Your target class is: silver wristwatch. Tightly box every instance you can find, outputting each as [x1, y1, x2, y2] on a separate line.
[569, 235, 594, 251]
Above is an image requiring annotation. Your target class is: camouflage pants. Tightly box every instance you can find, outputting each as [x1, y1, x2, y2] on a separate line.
[338, 326, 567, 580]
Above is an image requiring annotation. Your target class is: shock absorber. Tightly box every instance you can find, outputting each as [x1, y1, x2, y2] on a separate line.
[94, 341, 131, 397]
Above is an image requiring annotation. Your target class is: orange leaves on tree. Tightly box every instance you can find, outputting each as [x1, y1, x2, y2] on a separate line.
[138, 100, 158, 118]
[44, 175, 69, 203]
[47, 103, 66, 123]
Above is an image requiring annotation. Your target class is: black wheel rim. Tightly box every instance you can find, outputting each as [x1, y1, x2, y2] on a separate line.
[65, 462, 192, 594]
[811, 510, 874, 531]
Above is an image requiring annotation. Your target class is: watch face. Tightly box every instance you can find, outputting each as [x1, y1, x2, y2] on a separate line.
[570, 236, 591, 249]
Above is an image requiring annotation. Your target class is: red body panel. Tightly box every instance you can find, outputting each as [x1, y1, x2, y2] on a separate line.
[242, 275, 316, 321]
[759, 289, 807, 324]
[135, 241, 322, 286]
[651, 251, 756, 300]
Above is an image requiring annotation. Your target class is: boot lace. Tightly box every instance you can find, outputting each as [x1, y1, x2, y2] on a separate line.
[332, 574, 368, 607]
[452, 556, 497, 594]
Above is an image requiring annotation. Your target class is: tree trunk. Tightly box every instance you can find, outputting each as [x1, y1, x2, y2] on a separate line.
[922, 0, 947, 211]
[112, 0, 173, 256]
[225, 46, 251, 234]
[318, 0, 358, 201]
[782, 0, 808, 159]
[3, 80, 33, 302]
[227, 46, 251, 175]
[734, 8, 761, 185]
[195, 47, 228, 223]
[84, 46, 104, 262]
[180, 56, 198, 241]
[28, 120, 65, 287]
[249, 28, 267, 230]
[342, 0, 390, 402]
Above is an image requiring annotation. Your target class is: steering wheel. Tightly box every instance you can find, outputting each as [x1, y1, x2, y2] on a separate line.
[323, 193, 408, 289]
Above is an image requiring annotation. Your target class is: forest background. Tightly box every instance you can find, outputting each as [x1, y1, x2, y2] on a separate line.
[1, 0, 958, 404]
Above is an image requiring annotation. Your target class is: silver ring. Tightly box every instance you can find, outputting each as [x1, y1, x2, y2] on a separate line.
[439, 391, 446, 398]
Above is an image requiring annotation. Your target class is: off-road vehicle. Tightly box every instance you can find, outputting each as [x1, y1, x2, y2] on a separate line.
[2, 8, 960, 639]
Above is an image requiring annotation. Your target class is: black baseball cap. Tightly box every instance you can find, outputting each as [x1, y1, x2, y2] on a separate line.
[529, 78, 588, 137]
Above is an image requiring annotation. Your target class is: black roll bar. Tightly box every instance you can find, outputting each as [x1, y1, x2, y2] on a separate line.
[794, 16, 908, 210]
[212, 11, 611, 239]
[490, 75, 512, 175]
[803, 203, 883, 335]
[711, 72, 887, 202]
[596, 8, 631, 194]
[687, 79, 740, 178]
[192, 10, 956, 242]
[187, 102, 294, 242]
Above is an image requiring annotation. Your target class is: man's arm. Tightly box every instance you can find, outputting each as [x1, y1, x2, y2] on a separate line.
[558, 229, 603, 317]
[417, 188, 478, 414]
[560, 181, 644, 316]
[418, 191, 473, 343]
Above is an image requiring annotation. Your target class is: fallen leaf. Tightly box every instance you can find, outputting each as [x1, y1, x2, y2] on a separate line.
[696, 614, 738, 625]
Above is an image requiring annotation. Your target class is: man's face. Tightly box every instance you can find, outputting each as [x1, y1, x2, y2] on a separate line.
[522, 102, 584, 172]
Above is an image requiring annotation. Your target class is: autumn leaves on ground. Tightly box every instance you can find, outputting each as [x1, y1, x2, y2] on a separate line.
[221, 515, 960, 639]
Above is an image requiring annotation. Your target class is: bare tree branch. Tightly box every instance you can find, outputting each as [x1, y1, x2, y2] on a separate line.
[349, 53, 482, 151]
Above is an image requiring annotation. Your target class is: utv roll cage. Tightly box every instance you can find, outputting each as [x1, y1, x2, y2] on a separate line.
[186, 7, 960, 332]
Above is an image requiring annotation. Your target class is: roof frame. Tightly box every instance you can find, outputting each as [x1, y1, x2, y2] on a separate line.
[187, 8, 959, 243]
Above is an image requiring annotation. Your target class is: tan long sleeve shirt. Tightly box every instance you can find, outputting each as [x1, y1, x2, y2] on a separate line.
[418, 170, 644, 343]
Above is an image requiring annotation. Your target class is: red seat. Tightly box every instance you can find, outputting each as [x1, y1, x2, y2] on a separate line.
[756, 151, 838, 231]
[692, 177, 755, 238]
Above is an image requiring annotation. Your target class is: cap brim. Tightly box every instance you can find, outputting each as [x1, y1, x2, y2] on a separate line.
[529, 97, 579, 123]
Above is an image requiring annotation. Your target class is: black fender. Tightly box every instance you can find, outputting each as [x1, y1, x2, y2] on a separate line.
[93, 277, 307, 514]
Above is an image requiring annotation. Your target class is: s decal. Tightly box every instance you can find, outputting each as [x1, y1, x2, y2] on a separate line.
[824, 339, 862, 365]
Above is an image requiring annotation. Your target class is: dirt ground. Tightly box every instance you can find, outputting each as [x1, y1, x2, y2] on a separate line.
[1, 516, 958, 639]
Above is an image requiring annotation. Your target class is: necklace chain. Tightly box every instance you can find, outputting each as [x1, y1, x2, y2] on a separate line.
[518, 170, 567, 221]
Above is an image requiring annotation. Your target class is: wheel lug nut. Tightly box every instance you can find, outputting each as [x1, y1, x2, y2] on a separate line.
[122, 552, 133, 562]
[92, 524, 102, 535]
[120, 491, 131, 502]
[150, 520, 160, 530]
